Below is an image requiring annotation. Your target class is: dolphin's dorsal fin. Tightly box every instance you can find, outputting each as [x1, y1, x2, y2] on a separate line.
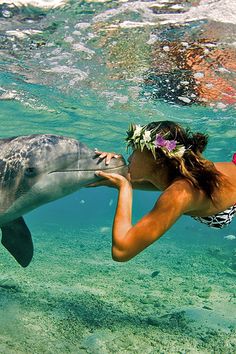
[1, 217, 33, 267]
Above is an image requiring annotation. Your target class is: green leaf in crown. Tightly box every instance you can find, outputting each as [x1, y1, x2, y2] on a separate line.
[125, 123, 186, 159]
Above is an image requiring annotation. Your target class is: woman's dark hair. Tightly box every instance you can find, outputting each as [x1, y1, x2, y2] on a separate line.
[146, 121, 222, 201]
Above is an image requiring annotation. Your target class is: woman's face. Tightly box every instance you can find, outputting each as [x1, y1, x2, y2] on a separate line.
[127, 149, 171, 190]
[127, 149, 156, 182]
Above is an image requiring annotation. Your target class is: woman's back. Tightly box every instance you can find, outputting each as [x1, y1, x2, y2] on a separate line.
[213, 159, 236, 208]
[184, 157, 236, 228]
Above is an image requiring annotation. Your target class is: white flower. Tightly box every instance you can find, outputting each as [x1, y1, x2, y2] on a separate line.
[132, 124, 142, 139]
[142, 130, 152, 143]
[174, 146, 186, 158]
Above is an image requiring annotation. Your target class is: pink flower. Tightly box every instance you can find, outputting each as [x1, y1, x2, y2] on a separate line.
[154, 134, 177, 152]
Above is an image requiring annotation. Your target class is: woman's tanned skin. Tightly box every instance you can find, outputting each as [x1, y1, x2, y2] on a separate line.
[89, 122, 236, 262]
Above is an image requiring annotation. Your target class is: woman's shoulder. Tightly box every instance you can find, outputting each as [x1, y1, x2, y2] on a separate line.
[213, 162, 236, 204]
[214, 161, 236, 185]
[160, 178, 207, 214]
[167, 178, 202, 196]
[171, 173, 236, 217]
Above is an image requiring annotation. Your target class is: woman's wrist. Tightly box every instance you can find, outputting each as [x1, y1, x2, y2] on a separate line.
[119, 178, 132, 190]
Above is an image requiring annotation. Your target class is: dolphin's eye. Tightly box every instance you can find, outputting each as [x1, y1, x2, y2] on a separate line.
[25, 167, 37, 177]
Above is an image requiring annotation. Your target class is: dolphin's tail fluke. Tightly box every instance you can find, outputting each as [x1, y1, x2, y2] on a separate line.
[1, 217, 33, 267]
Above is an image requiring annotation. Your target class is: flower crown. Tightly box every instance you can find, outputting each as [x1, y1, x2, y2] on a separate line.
[126, 123, 186, 159]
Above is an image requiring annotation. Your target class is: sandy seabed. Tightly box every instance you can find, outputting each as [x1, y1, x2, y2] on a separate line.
[0, 223, 235, 354]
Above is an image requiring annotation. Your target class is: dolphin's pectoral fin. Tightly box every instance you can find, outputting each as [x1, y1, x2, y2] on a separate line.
[1, 217, 33, 267]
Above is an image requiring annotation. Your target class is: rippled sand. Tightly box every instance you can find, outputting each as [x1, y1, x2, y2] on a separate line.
[0, 224, 235, 353]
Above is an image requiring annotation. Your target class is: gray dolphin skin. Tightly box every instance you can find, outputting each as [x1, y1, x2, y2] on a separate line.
[0, 134, 127, 267]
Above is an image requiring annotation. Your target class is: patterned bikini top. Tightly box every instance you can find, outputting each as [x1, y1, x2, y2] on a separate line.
[192, 153, 236, 229]
[192, 205, 236, 229]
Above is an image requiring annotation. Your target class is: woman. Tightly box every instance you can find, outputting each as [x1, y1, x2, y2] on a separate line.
[92, 121, 236, 262]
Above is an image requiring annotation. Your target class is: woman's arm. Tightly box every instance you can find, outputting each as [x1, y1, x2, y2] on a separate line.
[112, 180, 194, 261]
[96, 171, 194, 262]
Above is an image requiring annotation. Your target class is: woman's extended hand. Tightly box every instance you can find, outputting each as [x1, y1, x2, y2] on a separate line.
[95, 171, 130, 189]
[94, 149, 122, 165]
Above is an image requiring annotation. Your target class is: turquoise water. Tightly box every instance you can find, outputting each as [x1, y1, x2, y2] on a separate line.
[0, 1, 236, 353]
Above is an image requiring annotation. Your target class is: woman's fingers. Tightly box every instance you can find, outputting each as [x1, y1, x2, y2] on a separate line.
[95, 171, 128, 188]
[105, 153, 119, 165]
[95, 171, 109, 178]
[94, 149, 120, 165]
[86, 172, 116, 188]
[96, 152, 107, 159]
[87, 171, 130, 189]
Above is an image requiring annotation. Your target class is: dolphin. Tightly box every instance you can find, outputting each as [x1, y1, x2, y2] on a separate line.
[0, 134, 127, 267]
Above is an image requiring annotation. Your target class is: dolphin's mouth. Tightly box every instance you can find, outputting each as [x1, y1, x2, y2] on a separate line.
[49, 164, 127, 173]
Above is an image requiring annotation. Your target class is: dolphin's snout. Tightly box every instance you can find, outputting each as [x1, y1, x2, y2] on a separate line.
[94, 154, 127, 176]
